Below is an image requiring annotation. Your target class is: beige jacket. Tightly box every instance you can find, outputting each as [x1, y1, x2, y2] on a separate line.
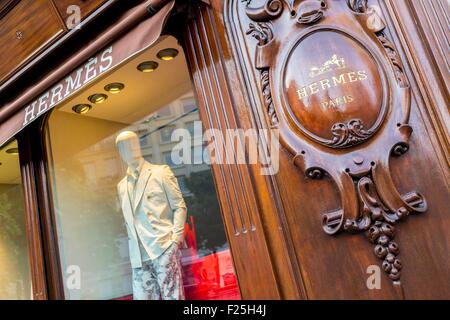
[117, 161, 186, 268]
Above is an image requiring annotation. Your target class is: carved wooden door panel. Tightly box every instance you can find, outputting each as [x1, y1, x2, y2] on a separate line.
[225, 0, 450, 299]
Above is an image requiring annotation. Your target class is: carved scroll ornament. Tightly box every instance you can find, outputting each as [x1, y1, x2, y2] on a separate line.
[246, 22, 279, 125]
[327, 119, 373, 148]
[243, 0, 427, 286]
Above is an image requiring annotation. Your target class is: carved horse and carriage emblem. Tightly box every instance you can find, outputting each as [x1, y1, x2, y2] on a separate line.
[243, 0, 427, 288]
[309, 54, 346, 78]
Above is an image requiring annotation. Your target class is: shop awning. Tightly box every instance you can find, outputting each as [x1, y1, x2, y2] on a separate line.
[0, 0, 175, 146]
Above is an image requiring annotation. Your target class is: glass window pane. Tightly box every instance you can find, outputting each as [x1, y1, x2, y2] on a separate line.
[182, 98, 197, 114]
[160, 125, 176, 143]
[176, 176, 188, 194]
[185, 122, 195, 137]
[162, 151, 176, 168]
[45, 35, 240, 300]
[156, 106, 172, 118]
[0, 140, 33, 299]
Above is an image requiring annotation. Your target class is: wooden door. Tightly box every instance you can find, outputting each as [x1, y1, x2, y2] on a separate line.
[186, 0, 449, 299]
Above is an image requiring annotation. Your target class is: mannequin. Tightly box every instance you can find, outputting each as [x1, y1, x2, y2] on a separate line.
[116, 131, 187, 300]
[116, 131, 144, 173]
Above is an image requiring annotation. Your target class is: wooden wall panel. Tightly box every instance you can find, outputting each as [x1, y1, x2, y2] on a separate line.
[0, 0, 65, 84]
[0, 0, 19, 19]
[381, 0, 450, 299]
[53, 0, 108, 25]
[384, 0, 449, 163]
[222, 0, 450, 299]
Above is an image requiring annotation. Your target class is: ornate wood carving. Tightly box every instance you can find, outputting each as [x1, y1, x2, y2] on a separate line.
[376, 31, 408, 88]
[327, 119, 373, 148]
[297, 0, 327, 24]
[243, 0, 293, 22]
[347, 0, 368, 13]
[347, 1, 409, 88]
[246, 22, 279, 125]
[242, 0, 428, 286]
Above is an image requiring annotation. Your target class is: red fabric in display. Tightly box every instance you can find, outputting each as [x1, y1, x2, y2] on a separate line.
[181, 249, 240, 300]
[181, 216, 240, 300]
[115, 218, 240, 300]
[114, 249, 240, 300]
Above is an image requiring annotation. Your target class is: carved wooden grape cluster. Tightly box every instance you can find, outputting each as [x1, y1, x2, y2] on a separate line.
[367, 221, 402, 281]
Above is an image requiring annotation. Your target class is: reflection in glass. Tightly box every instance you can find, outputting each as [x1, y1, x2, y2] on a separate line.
[0, 140, 33, 300]
[160, 125, 176, 143]
[45, 36, 240, 300]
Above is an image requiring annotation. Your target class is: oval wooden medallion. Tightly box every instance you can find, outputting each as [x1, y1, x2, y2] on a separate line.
[283, 30, 385, 148]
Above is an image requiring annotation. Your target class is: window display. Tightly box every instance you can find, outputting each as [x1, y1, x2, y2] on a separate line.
[45, 36, 240, 300]
[0, 140, 32, 300]
[116, 131, 186, 300]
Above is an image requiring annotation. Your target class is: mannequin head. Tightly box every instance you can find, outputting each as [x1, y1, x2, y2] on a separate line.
[115, 131, 144, 168]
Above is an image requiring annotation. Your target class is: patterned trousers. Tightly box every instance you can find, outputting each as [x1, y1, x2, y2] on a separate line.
[132, 243, 185, 300]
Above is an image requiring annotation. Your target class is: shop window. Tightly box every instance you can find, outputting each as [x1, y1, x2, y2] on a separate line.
[192, 147, 205, 165]
[160, 125, 176, 143]
[0, 140, 33, 299]
[182, 98, 197, 114]
[139, 133, 149, 147]
[185, 121, 197, 138]
[44, 36, 240, 300]
[163, 151, 177, 168]
[176, 176, 189, 194]
[156, 106, 172, 118]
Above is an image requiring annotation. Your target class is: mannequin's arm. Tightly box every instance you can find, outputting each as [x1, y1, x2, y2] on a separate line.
[162, 165, 187, 245]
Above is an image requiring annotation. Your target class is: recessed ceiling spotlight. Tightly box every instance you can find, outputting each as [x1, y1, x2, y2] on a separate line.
[88, 93, 108, 104]
[104, 82, 125, 94]
[157, 48, 179, 61]
[6, 148, 19, 155]
[72, 104, 92, 114]
[137, 61, 159, 73]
